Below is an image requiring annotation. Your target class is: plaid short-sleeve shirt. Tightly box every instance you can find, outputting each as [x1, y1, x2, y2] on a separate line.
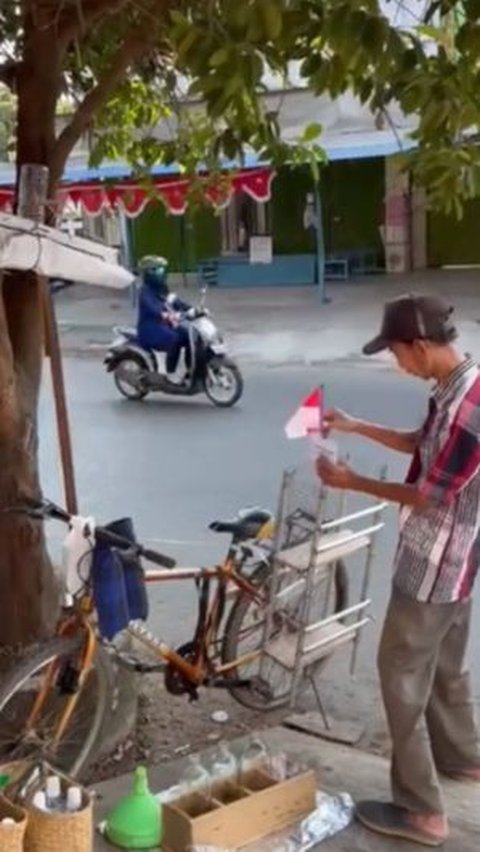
[393, 358, 480, 603]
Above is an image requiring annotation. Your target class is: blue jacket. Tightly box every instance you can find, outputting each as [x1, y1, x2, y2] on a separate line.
[137, 283, 190, 350]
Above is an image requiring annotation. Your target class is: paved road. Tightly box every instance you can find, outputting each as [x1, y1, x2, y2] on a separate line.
[39, 360, 480, 733]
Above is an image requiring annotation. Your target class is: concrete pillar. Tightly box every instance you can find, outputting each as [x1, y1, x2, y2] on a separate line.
[383, 155, 411, 274]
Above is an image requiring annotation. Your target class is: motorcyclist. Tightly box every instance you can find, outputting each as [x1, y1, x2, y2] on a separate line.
[136, 256, 193, 383]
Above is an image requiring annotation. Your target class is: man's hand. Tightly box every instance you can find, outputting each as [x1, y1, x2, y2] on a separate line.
[323, 408, 358, 437]
[316, 456, 357, 490]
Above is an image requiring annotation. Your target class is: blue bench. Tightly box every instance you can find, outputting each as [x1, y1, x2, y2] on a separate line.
[324, 257, 349, 280]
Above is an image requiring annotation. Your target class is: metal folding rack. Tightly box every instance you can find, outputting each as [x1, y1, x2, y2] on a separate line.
[259, 464, 388, 724]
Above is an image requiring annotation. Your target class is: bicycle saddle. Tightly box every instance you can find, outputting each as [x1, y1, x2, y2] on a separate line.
[209, 508, 273, 541]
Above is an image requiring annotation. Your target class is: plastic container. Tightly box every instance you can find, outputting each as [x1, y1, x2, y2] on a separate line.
[62, 516, 94, 597]
[32, 791, 47, 812]
[105, 766, 162, 849]
[66, 787, 83, 813]
[46, 775, 61, 811]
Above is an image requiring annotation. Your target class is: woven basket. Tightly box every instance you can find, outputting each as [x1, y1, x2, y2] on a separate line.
[24, 779, 93, 852]
[0, 793, 28, 852]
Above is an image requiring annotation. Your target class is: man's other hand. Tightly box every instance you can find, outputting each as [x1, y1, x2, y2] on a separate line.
[316, 456, 356, 490]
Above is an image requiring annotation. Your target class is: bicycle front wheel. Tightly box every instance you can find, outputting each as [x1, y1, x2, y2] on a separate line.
[0, 636, 109, 778]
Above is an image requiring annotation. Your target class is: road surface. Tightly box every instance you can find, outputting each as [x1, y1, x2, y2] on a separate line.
[38, 360, 480, 738]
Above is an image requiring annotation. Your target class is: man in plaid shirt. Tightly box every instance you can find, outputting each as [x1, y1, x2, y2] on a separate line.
[317, 294, 480, 847]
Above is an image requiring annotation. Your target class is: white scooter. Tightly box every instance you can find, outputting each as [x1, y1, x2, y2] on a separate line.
[104, 288, 244, 408]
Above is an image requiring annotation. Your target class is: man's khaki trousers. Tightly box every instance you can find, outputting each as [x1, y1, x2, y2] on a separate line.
[378, 588, 480, 814]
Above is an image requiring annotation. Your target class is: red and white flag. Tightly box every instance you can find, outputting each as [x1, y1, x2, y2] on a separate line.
[285, 387, 324, 440]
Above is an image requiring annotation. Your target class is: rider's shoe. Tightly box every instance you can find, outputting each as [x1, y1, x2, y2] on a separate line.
[166, 372, 184, 385]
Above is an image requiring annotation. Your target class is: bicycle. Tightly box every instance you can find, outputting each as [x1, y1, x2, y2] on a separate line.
[0, 498, 347, 778]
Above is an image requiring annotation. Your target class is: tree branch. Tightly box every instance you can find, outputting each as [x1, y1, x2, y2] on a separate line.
[0, 60, 18, 91]
[58, 0, 140, 44]
[50, 27, 156, 181]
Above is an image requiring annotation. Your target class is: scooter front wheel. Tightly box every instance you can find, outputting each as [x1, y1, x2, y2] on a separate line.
[113, 354, 150, 400]
[203, 358, 243, 408]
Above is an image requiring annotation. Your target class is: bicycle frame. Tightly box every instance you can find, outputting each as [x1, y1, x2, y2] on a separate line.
[26, 549, 268, 749]
[137, 553, 267, 685]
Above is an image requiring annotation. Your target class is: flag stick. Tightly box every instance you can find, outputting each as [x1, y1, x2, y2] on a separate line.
[319, 384, 325, 438]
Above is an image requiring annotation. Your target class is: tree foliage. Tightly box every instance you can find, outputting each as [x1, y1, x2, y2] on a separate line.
[0, 86, 15, 159]
[0, 2, 480, 212]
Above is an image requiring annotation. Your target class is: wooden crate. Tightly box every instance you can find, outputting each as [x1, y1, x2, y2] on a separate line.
[162, 768, 316, 851]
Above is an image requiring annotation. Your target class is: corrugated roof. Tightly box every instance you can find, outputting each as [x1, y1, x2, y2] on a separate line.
[0, 128, 416, 188]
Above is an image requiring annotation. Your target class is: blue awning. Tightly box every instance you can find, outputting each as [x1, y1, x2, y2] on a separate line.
[0, 130, 416, 188]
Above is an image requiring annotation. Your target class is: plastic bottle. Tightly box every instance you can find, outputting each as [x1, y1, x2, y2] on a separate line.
[211, 742, 237, 783]
[181, 756, 211, 796]
[32, 791, 47, 812]
[239, 737, 268, 779]
[62, 516, 95, 598]
[45, 776, 62, 812]
[66, 786, 83, 812]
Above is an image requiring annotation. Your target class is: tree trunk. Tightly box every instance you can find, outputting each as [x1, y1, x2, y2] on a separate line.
[0, 9, 67, 647]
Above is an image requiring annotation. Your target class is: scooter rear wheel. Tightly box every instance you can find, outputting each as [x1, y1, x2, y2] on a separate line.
[113, 354, 150, 400]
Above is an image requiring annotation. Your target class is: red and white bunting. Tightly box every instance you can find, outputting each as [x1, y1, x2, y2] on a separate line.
[0, 168, 274, 219]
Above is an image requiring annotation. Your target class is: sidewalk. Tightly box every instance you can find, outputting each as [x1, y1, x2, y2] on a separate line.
[94, 726, 479, 851]
[55, 269, 480, 366]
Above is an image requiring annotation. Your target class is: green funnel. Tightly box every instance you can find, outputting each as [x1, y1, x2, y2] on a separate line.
[105, 766, 162, 849]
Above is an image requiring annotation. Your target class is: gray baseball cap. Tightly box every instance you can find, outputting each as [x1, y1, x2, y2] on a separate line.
[363, 294, 457, 355]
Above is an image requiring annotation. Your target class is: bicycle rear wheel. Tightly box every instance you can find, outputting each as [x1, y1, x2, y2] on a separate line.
[0, 636, 109, 778]
[222, 560, 348, 711]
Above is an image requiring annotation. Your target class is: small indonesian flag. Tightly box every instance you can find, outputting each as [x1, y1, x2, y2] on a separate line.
[285, 387, 324, 440]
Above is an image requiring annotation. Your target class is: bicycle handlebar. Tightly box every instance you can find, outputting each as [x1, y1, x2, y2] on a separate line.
[6, 498, 177, 569]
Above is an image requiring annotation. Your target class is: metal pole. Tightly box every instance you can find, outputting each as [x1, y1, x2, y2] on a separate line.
[314, 186, 329, 304]
[18, 164, 78, 514]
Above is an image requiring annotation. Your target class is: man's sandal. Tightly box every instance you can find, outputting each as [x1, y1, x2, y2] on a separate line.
[356, 801, 448, 847]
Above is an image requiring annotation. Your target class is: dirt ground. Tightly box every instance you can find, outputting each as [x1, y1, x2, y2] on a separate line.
[91, 676, 288, 781]
[91, 673, 391, 783]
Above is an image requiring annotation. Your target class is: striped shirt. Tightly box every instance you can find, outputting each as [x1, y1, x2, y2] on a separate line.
[393, 357, 480, 603]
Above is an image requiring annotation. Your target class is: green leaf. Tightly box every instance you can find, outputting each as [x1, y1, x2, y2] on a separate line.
[260, 0, 283, 42]
[177, 29, 201, 61]
[209, 47, 230, 67]
[301, 122, 322, 142]
[416, 25, 444, 43]
[170, 10, 189, 27]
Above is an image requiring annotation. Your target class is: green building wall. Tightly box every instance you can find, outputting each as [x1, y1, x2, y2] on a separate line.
[272, 160, 384, 256]
[129, 159, 385, 271]
[428, 199, 480, 267]
[129, 200, 221, 271]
